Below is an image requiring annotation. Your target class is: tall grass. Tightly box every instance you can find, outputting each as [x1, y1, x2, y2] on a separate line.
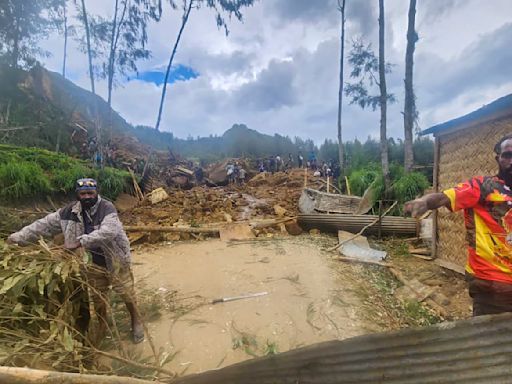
[0, 161, 52, 199]
[0, 145, 131, 201]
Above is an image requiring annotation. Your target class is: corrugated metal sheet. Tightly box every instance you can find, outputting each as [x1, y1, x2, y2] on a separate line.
[298, 214, 418, 236]
[175, 313, 512, 384]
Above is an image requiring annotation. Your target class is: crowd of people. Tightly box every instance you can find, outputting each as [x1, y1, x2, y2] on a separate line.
[256, 151, 341, 180]
[226, 162, 247, 185]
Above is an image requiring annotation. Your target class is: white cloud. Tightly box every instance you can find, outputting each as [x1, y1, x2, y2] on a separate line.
[38, 0, 512, 144]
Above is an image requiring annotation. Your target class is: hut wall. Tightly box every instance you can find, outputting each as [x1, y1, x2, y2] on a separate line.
[436, 117, 512, 267]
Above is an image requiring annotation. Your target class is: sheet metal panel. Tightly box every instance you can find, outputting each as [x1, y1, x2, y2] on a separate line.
[175, 313, 512, 384]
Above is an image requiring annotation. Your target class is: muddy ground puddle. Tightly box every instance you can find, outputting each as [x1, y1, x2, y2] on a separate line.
[129, 236, 373, 376]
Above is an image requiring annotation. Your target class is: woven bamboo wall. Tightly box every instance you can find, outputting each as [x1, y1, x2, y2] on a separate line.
[437, 117, 512, 267]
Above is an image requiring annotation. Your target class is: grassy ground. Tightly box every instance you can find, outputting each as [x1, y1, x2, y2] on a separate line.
[0, 145, 132, 201]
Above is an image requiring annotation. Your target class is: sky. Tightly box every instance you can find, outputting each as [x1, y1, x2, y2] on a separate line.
[40, 0, 512, 143]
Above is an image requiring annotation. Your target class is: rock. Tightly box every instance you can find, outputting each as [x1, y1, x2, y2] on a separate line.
[147, 188, 169, 205]
[285, 221, 303, 236]
[273, 204, 287, 217]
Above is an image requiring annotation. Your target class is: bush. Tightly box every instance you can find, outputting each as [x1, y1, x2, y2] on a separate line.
[0, 161, 52, 200]
[0, 145, 131, 201]
[348, 165, 383, 197]
[392, 172, 430, 204]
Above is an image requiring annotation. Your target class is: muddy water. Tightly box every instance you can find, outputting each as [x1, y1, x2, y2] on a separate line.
[131, 237, 369, 376]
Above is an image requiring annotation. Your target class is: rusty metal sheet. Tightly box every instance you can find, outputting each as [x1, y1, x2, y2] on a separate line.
[175, 313, 512, 384]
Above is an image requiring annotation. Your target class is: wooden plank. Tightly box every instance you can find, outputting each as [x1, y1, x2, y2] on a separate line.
[434, 258, 466, 275]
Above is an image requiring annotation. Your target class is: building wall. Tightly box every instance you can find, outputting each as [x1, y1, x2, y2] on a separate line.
[436, 116, 512, 267]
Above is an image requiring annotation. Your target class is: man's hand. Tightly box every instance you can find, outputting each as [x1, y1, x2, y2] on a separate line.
[65, 241, 81, 250]
[404, 198, 429, 218]
[404, 192, 451, 218]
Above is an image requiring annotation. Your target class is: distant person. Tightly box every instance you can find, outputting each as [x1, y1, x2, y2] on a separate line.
[194, 166, 204, 184]
[239, 167, 247, 185]
[269, 157, 276, 175]
[226, 163, 235, 184]
[258, 161, 265, 173]
[7, 178, 144, 343]
[287, 153, 294, 169]
[275, 155, 281, 172]
[298, 152, 304, 168]
[404, 135, 512, 316]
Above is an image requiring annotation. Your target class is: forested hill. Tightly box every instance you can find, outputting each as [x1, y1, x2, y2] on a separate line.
[0, 64, 433, 169]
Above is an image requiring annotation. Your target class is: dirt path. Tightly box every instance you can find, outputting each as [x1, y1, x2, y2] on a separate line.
[130, 236, 374, 375]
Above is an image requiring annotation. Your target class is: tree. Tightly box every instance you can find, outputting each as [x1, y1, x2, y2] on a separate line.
[78, 0, 95, 94]
[62, 0, 68, 78]
[378, 0, 390, 189]
[155, 0, 255, 131]
[0, 1, 61, 69]
[82, 0, 162, 139]
[345, 35, 395, 188]
[403, 0, 418, 173]
[336, 0, 347, 172]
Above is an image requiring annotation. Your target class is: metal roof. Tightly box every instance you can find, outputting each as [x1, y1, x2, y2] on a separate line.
[175, 313, 512, 384]
[422, 93, 512, 136]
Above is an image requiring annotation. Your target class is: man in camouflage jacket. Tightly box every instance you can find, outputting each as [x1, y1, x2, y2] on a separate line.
[7, 178, 144, 343]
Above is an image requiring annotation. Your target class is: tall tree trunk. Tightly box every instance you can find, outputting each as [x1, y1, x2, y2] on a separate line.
[155, 0, 194, 131]
[81, 0, 95, 95]
[12, 3, 21, 69]
[403, 0, 417, 173]
[378, 0, 390, 190]
[107, 0, 120, 108]
[62, 1, 68, 78]
[337, 0, 346, 173]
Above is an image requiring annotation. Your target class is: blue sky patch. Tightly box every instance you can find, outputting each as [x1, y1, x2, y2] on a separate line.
[136, 65, 199, 85]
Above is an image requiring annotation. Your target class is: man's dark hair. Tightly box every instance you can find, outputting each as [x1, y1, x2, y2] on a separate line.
[494, 134, 512, 154]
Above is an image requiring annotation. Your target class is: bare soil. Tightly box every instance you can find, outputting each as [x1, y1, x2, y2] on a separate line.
[129, 236, 379, 375]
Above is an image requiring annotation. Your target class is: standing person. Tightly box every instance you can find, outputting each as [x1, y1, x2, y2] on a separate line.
[239, 167, 247, 185]
[298, 152, 304, 168]
[405, 135, 512, 316]
[269, 156, 276, 175]
[7, 178, 145, 343]
[275, 154, 281, 172]
[287, 153, 294, 170]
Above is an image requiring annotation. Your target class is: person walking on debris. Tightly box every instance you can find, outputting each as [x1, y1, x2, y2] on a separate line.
[7, 178, 145, 343]
[226, 162, 235, 184]
[405, 135, 512, 316]
[238, 166, 247, 185]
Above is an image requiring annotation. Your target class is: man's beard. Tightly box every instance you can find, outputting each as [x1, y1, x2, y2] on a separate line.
[80, 196, 98, 210]
[498, 168, 512, 187]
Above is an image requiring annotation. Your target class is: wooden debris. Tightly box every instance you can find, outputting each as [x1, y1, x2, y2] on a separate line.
[219, 224, 255, 241]
[124, 225, 220, 235]
[389, 267, 448, 318]
[334, 255, 392, 267]
[434, 258, 466, 275]
[327, 201, 398, 252]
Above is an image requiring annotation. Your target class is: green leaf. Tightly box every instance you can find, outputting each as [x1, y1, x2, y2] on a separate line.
[37, 278, 45, 295]
[62, 327, 74, 352]
[13, 303, 23, 314]
[0, 274, 23, 295]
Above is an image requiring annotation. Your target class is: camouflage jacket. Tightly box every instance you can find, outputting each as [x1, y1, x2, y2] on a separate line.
[8, 196, 131, 272]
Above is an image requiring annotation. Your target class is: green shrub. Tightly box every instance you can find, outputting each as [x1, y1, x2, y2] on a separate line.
[0, 145, 131, 201]
[94, 168, 131, 200]
[0, 161, 52, 200]
[392, 172, 430, 204]
[348, 165, 383, 197]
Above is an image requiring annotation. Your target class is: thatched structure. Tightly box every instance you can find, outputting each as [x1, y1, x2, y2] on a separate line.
[422, 94, 512, 268]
